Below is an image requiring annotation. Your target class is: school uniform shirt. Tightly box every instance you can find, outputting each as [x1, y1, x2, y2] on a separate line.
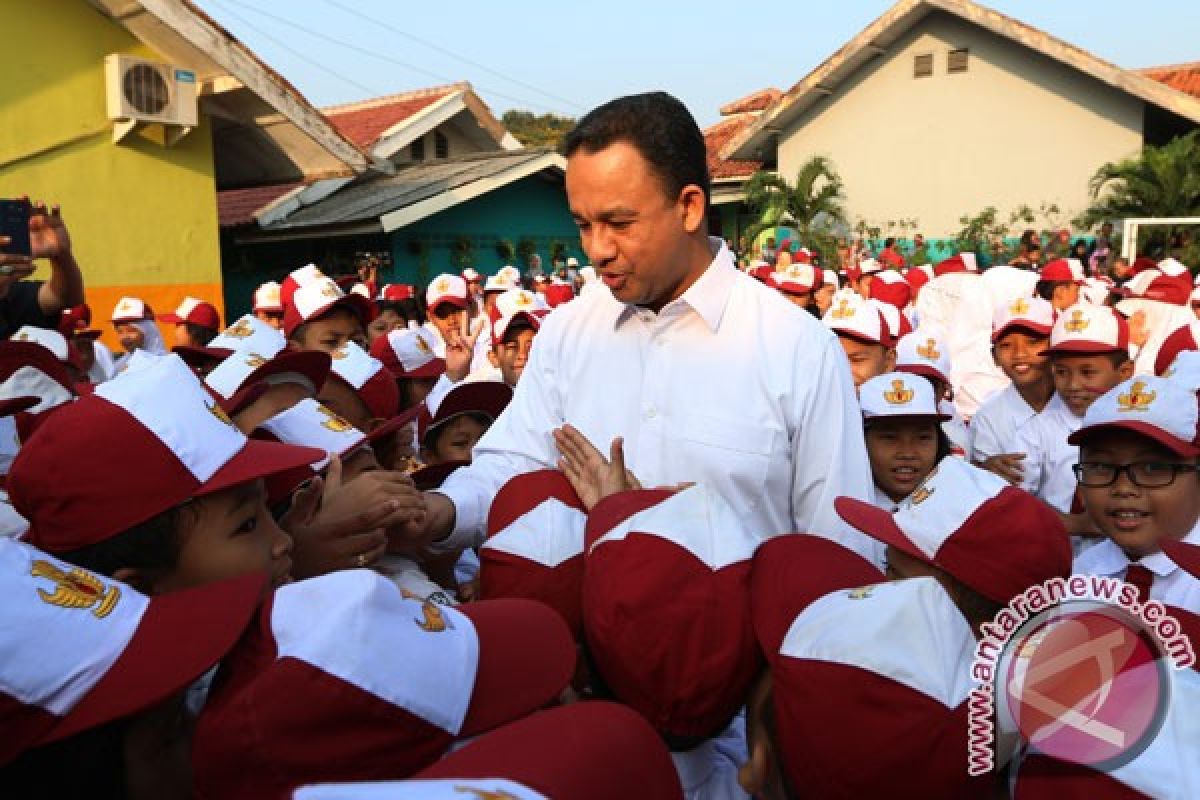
[1015, 393, 1082, 514]
[969, 383, 1040, 462]
[671, 738, 749, 800]
[873, 484, 904, 512]
[436, 239, 882, 567]
[1074, 522, 1200, 613]
[940, 401, 970, 458]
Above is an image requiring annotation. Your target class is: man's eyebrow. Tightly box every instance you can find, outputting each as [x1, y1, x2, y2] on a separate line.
[571, 207, 639, 222]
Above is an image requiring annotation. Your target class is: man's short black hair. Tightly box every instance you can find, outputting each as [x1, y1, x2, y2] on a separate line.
[562, 91, 711, 206]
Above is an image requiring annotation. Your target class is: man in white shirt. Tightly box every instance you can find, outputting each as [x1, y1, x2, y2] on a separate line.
[398, 92, 879, 567]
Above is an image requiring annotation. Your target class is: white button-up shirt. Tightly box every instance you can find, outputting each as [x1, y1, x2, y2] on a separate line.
[1074, 522, 1200, 612]
[437, 241, 881, 565]
[969, 383, 1040, 462]
[1015, 393, 1082, 513]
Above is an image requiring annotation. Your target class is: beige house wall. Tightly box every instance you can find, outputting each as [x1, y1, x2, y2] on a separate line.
[776, 11, 1145, 237]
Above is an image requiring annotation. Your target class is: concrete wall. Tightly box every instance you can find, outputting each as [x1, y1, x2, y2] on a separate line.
[0, 1, 224, 347]
[776, 12, 1145, 237]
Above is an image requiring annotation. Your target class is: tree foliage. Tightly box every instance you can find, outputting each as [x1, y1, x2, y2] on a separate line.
[743, 156, 848, 264]
[501, 110, 577, 149]
[1079, 131, 1200, 227]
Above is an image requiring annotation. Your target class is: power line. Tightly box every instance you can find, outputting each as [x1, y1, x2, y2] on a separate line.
[206, 0, 386, 98]
[317, 0, 584, 112]
[230, 0, 576, 114]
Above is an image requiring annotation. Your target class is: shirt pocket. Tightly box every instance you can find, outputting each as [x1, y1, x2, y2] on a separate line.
[679, 412, 777, 500]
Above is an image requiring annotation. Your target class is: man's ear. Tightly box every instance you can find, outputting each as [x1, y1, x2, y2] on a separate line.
[678, 184, 707, 234]
[1118, 358, 1135, 381]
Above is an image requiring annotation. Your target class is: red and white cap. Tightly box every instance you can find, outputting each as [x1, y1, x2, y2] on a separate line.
[1158, 256, 1190, 279]
[835, 457, 1072, 604]
[895, 330, 952, 387]
[349, 282, 372, 300]
[57, 304, 100, 339]
[253, 281, 284, 314]
[0, 341, 77, 415]
[858, 371, 949, 421]
[753, 533, 987, 797]
[770, 262, 822, 295]
[1039, 258, 1086, 283]
[823, 268, 840, 289]
[204, 347, 330, 406]
[1154, 321, 1200, 376]
[10, 326, 82, 371]
[0, 537, 265, 766]
[293, 703, 685, 800]
[110, 296, 153, 324]
[934, 253, 978, 276]
[426, 274, 470, 313]
[874, 298, 912, 342]
[259, 398, 367, 467]
[1067, 376, 1200, 457]
[283, 278, 371, 339]
[904, 263, 935, 293]
[420, 381, 512, 447]
[542, 282, 574, 308]
[176, 314, 289, 371]
[280, 263, 326, 308]
[1044, 303, 1129, 356]
[160, 296, 221, 329]
[992, 295, 1055, 342]
[369, 328, 445, 379]
[855, 257, 884, 277]
[488, 289, 542, 347]
[378, 283, 416, 302]
[868, 268, 913, 310]
[481, 470, 588, 638]
[9, 354, 323, 553]
[461, 267, 482, 283]
[823, 293, 892, 346]
[583, 485, 763, 739]
[192, 570, 575, 799]
[1118, 268, 1192, 306]
[484, 266, 523, 293]
[329, 342, 399, 421]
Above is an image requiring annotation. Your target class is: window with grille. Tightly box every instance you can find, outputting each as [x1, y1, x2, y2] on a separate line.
[435, 131, 449, 159]
[914, 53, 933, 78]
[411, 137, 425, 161]
[948, 48, 969, 73]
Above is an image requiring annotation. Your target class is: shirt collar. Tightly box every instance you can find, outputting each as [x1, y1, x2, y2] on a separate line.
[1082, 521, 1200, 578]
[613, 238, 736, 332]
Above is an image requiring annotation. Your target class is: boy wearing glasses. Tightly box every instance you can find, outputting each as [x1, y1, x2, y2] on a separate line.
[1071, 375, 1200, 610]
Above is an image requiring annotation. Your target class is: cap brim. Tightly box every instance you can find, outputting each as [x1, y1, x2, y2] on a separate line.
[158, 313, 185, 325]
[1042, 341, 1123, 356]
[0, 395, 39, 417]
[364, 404, 422, 448]
[243, 350, 331, 396]
[992, 321, 1053, 343]
[425, 382, 513, 443]
[895, 363, 950, 387]
[455, 598, 575, 737]
[71, 329, 103, 340]
[198, 439, 327, 497]
[174, 345, 234, 370]
[863, 410, 951, 424]
[1067, 420, 1200, 457]
[1161, 539, 1200, 581]
[429, 297, 469, 313]
[410, 459, 469, 491]
[42, 569, 267, 743]
[833, 496, 930, 564]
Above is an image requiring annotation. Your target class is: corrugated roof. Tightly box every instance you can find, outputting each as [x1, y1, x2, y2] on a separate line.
[260, 149, 558, 231]
[323, 84, 465, 149]
[705, 116, 763, 180]
[217, 182, 302, 227]
[1140, 62, 1200, 100]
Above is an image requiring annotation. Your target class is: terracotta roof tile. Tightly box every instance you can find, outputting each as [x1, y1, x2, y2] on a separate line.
[1140, 62, 1200, 100]
[719, 88, 782, 116]
[323, 84, 466, 149]
[705, 115, 763, 180]
[217, 183, 302, 228]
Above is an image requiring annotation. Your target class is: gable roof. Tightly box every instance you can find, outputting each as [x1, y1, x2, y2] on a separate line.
[217, 182, 303, 227]
[86, 0, 372, 188]
[724, 0, 1200, 162]
[324, 84, 466, 149]
[1140, 62, 1200, 101]
[705, 115, 763, 181]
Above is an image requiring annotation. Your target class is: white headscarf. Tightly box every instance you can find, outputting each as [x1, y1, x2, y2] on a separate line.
[1116, 297, 1196, 375]
[87, 339, 117, 383]
[113, 319, 168, 370]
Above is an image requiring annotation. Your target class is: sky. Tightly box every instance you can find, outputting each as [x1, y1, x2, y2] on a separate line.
[194, 1, 1200, 127]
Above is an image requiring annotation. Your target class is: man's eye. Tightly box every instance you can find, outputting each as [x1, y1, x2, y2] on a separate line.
[235, 516, 258, 535]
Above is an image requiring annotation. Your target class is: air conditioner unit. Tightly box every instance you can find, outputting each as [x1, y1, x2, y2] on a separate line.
[104, 54, 198, 144]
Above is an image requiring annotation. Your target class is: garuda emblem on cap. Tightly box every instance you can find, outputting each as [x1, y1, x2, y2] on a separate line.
[916, 338, 940, 361]
[910, 485, 935, 505]
[515, 291, 533, 308]
[244, 354, 268, 368]
[1009, 297, 1030, 315]
[208, 401, 235, 427]
[317, 404, 354, 433]
[435, 278, 451, 295]
[847, 585, 876, 600]
[1117, 380, 1155, 413]
[830, 298, 855, 319]
[31, 560, 120, 619]
[319, 282, 340, 299]
[883, 379, 914, 405]
[225, 319, 254, 339]
[1064, 310, 1089, 333]
[414, 336, 432, 356]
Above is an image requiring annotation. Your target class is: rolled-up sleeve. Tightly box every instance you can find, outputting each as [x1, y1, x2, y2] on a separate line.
[790, 336, 884, 568]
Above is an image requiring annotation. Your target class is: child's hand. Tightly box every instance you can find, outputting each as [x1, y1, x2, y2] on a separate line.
[554, 424, 642, 511]
[978, 453, 1025, 485]
[445, 315, 485, 382]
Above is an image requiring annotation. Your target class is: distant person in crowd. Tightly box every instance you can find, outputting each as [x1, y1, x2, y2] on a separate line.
[161, 297, 221, 349]
[878, 237, 905, 269]
[1070, 239, 1089, 263]
[908, 232, 929, 265]
[762, 235, 778, 263]
[252, 281, 284, 329]
[1110, 256, 1133, 283]
[526, 252, 545, 285]
[110, 296, 167, 368]
[1046, 228, 1072, 259]
[0, 201, 84, 339]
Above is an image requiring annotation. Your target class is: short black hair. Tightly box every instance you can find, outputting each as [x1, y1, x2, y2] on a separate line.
[59, 505, 186, 579]
[1034, 279, 1071, 301]
[186, 323, 218, 347]
[562, 91, 711, 206]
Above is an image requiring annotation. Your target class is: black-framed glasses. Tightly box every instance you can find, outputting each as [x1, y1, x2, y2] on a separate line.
[1073, 462, 1200, 488]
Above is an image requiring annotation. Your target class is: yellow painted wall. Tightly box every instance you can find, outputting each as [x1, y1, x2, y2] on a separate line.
[0, 0, 225, 348]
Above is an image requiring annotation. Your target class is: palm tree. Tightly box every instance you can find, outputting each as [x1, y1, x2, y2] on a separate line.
[1078, 131, 1200, 240]
[743, 156, 849, 264]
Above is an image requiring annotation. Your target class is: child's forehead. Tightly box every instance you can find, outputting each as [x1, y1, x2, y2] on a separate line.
[311, 307, 361, 329]
[1079, 429, 1179, 460]
[1050, 352, 1120, 368]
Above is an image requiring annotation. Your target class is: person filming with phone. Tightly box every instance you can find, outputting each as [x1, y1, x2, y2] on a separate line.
[0, 198, 85, 338]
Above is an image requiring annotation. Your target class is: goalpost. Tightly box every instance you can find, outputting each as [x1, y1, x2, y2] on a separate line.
[1120, 217, 1200, 262]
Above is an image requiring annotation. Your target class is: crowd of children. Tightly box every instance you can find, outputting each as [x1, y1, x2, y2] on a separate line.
[1, 233, 1199, 798]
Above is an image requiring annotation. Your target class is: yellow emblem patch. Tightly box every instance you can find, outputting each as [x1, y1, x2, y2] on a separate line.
[31, 560, 120, 618]
[319, 282, 340, 299]
[1009, 297, 1029, 315]
[243, 354, 268, 368]
[208, 402, 235, 427]
[883, 378, 914, 405]
[1116, 380, 1156, 413]
[331, 347, 348, 361]
[910, 485, 935, 505]
[316, 404, 355, 433]
[847, 585, 877, 600]
[224, 319, 254, 339]
[1064, 309, 1089, 333]
[435, 278, 451, 295]
[916, 338, 940, 361]
[415, 336, 432, 356]
[13, 332, 29, 341]
[415, 599, 448, 632]
[515, 291, 533, 308]
[455, 788, 518, 800]
[830, 297, 855, 319]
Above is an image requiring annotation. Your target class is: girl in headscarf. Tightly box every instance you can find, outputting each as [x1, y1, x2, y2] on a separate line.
[109, 296, 167, 370]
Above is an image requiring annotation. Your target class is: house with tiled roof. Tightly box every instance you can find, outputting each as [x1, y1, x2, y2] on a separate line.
[218, 82, 580, 307]
[721, 0, 1200, 237]
[703, 89, 778, 247]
